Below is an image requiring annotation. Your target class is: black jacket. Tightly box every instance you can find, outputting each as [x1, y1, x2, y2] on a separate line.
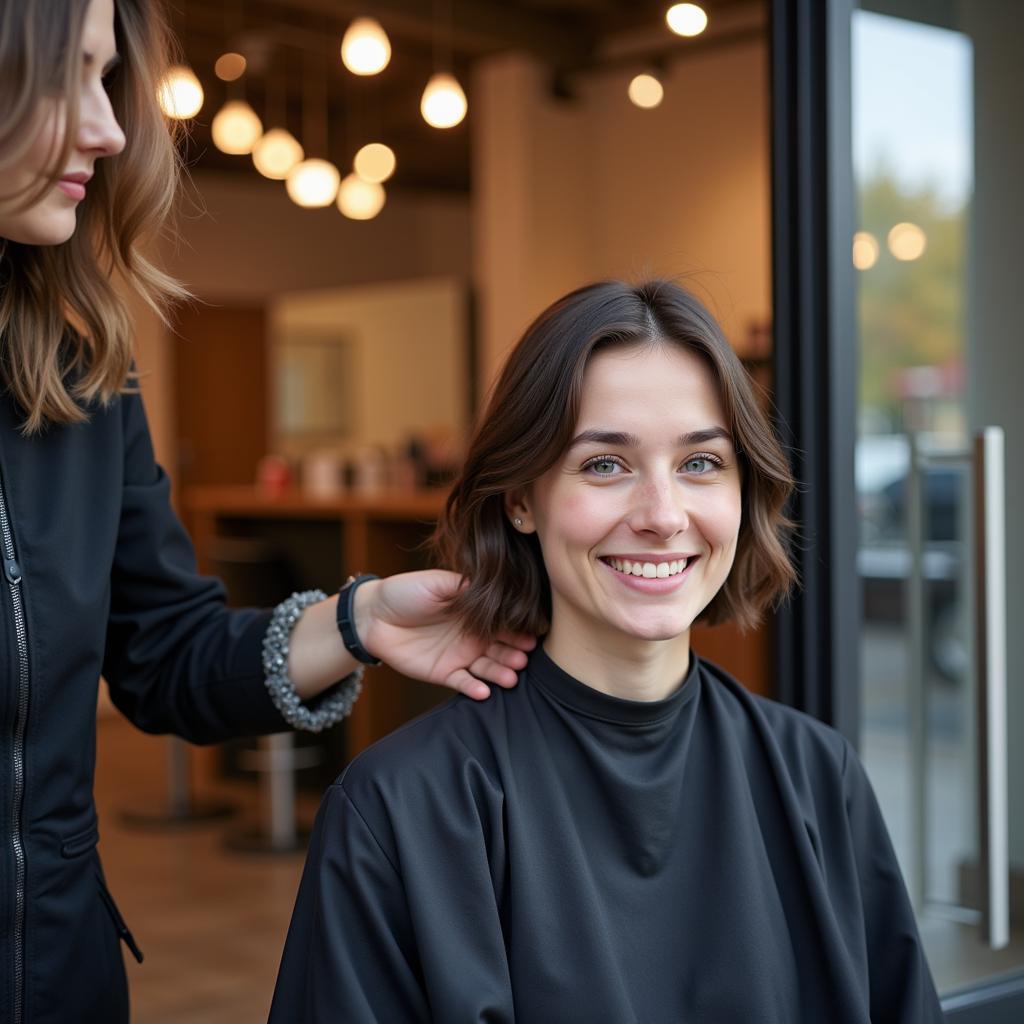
[272, 648, 943, 1023]
[0, 388, 288, 1024]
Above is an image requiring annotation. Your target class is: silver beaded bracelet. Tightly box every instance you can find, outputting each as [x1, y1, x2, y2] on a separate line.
[262, 589, 364, 733]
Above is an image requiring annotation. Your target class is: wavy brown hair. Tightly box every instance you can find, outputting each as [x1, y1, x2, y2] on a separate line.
[434, 279, 796, 639]
[0, 0, 186, 433]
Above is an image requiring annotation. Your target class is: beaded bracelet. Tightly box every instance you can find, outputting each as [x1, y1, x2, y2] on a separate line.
[262, 589, 364, 733]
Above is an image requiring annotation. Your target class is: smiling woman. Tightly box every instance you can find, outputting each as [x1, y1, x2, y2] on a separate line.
[271, 280, 944, 1023]
[438, 278, 795, 644]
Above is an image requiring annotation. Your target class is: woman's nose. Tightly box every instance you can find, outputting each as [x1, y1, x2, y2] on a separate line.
[77, 86, 126, 158]
[628, 480, 690, 538]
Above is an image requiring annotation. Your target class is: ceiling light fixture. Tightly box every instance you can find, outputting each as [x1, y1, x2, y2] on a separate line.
[214, 52, 247, 82]
[253, 128, 304, 180]
[286, 48, 340, 208]
[887, 222, 927, 261]
[341, 17, 392, 76]
[253, 67, 304, 180]
[665, 3, 708, 38]
[337, 173, 386, 219]
[156, 65, 204, 120]
[628, 72, 664, 109]
[421, 0, 467, 129]
[287, 159, 342, 208]
[212, 99, 263, 155]
[852, 231, 879, 270]
[353, 142, 396, 183]
[421, 72, 467, 129]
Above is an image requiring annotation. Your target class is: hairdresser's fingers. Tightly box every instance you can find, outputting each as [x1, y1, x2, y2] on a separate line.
[469, 655, 520, 689]
[484, 643, 529, 681]
[445, 668, 492, 701]
[494, 630, 538, 654]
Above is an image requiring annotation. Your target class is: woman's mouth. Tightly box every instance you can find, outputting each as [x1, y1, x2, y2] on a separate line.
[598, 555, 700, 593]
[601, 556, 693, 579]
[57, 179, 87, 201]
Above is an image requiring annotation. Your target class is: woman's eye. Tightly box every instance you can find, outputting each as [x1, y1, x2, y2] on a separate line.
[683, 455, 719, 474]
[585, 458, 622, 476]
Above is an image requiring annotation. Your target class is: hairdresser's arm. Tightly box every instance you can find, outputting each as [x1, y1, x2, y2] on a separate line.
[288, 569, 535, 702]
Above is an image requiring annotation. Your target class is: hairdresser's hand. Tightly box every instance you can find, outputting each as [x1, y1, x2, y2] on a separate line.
[354, 570, 536, 699]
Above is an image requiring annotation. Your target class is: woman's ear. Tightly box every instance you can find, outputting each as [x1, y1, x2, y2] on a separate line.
[504, 488, 535, 533]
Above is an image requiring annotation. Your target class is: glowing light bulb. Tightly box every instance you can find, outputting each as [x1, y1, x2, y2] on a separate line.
[214, 52, 247, 82]
[852, 231, 879, 270]
[337, 174, 386, 220]
[156, 65, 204, 120]
[286, 158, 341, 208]
[887, 222, 927, 261]
[341, 17, 391, 76]
[628, 73, 664, 109]
[666, 3, 708, 37]
[420, 72, 467, 129]
[211, 100, 263, 155]
[252, 128, 304, 180]
[353, 142, 396, 183]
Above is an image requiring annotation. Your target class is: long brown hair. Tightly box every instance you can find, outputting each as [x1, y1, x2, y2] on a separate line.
[0, 0, 186, 433]
[434, 279, 796, 639]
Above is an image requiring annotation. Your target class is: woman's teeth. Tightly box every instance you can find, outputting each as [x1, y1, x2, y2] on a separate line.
[605, 557, 690, 579]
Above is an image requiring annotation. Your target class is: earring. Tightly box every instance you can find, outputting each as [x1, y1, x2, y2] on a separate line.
[513, 517, 523, 528]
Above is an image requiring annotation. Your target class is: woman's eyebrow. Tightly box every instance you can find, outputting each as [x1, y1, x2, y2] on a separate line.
[567, 426, 734, 450]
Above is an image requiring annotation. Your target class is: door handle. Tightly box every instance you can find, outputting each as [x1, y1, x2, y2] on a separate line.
[973, 426, 1008, 950]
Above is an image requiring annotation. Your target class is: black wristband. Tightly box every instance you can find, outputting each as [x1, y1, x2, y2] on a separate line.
[336, 574, 382, 666]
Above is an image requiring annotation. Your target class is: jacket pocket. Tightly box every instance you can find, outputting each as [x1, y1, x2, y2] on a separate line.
[95, 870, 145, 964]
[60, 822, 100, 858]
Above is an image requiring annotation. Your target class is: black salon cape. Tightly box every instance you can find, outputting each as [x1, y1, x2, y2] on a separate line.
[270, 648, 942, 1023]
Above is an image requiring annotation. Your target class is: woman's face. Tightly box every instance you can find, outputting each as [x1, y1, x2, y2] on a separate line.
[516, 342, 742, 650]
[0, 0, 125, 246]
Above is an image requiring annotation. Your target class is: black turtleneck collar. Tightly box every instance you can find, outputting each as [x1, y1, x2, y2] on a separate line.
[526, 642, 700, 727]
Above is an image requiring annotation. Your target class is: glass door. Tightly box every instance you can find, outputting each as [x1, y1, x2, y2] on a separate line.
[850, 0, 1024, 1011]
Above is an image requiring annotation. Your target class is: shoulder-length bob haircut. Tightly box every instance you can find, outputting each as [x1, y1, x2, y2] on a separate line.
[434, 279, 796, 639]
[0, 0, 186, 433]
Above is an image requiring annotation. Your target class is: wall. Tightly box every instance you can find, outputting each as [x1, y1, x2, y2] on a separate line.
[472, 39, 771, 392]
[161, 171, 472, 300]
[270, 277, 469, 453]
[129, 171, 472, 472]
[121, 283, 175, 469]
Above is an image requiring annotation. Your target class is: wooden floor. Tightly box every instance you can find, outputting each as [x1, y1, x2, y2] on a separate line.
[95, 713, 322, 1023]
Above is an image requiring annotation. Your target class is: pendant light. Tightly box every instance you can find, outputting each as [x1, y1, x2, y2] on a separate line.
[212, 99, 263, 155]
[340, 17, 391, 76]
[287, 159, 341, 207]
[665, 4, 708, 38]
[156, 65, 204, 120]
[421, 73, 467, 129]
[214, 52, 247, 82]
[253, 66, 303, 180]
[353, 142, 396, 184]
[254, 127, 304, 180]
[887, 222, 927, 262]
[286, 50, 340, 208]
[421, 0, 467, 129]
[628, 72, 664, 109]
[210, 1, 261, 153]
[337, 173, 386, 220]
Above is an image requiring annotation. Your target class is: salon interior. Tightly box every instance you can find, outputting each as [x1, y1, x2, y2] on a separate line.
[97, 1, 1024, 1020]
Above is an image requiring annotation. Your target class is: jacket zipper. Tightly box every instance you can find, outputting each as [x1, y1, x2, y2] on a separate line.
[0, 476, 28, 1024]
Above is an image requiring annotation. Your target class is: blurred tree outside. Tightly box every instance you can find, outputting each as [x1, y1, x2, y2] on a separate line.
[857, 168, 968, 433]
